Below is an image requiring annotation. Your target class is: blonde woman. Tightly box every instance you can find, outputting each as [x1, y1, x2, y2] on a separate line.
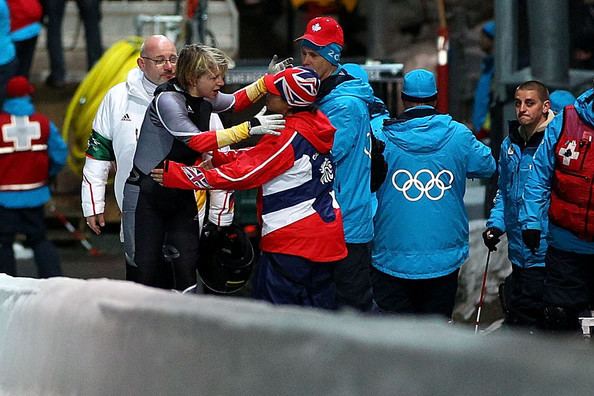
[123, 44, 285, 290]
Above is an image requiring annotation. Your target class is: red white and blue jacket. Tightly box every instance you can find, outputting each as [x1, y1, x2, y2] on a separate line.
[161, 109, 347, 263]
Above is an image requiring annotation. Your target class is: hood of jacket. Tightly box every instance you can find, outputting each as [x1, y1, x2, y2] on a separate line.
[382, 106, 455, 153]
[287, 109, 336, 154]
[317, 66, 375, 108]
[2, 96, 34, 116]
[574, 88, 594, 125]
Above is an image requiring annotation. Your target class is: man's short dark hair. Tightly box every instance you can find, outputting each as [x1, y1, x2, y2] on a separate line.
[516, 80, 550, 102]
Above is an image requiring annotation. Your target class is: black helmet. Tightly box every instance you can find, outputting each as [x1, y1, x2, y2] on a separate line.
[198, 223, 255, 294]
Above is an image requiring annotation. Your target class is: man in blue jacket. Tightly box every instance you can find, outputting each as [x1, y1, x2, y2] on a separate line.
[484, 81, 554, 329]
[372, 69, 495, 318]
[296, 17, 376, 311]
[0, 76, 67, 276]
[520, 88, 594, 332]
[341, 63, 390, 214]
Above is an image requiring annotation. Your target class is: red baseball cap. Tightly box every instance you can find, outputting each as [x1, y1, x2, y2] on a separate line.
[6, 76, 35, 98]
[295, 16, 344, 47]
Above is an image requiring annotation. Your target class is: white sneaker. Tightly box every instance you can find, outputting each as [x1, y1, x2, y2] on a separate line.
[13, 242, 34, 260]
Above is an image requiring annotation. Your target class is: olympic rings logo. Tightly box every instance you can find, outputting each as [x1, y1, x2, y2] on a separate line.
[391, 169, 454, 201]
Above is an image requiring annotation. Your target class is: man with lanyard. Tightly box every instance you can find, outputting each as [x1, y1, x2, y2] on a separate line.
[81, 35, 233, 285]
[295, 16, 376, 311]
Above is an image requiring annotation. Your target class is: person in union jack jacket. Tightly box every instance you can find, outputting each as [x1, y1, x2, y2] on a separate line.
[151, 66, 347, 309]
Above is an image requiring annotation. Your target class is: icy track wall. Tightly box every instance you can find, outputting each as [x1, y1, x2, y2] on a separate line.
[2, 275, 594, 396]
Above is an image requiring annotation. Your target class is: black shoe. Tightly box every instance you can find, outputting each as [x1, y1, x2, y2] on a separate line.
[45, 76, 66, 89]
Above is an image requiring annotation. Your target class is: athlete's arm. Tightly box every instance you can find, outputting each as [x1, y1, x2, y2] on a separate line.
[153, 132, 296, 190]
[155, 92, 284, 152]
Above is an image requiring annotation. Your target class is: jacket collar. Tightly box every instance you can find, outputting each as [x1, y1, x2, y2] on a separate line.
[317, 69, 354, 100]
[383, 106, 438, 126]
[508, 110, 554, 150]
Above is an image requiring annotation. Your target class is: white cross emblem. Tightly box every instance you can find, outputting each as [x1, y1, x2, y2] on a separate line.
[312, 23, 321, 32]
[559, 140, 580, 166]
[2, 116, 41, 151]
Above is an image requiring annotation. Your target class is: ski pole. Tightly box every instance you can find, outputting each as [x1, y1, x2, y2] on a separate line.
[47, 202, 101, 257]
[475, 250, 491, 334]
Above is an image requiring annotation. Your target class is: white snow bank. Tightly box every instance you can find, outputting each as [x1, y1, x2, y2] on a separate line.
[1, 274, 593, 396]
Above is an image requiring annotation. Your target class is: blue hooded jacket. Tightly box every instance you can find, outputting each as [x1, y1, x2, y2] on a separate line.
[317, 66, 376, 243]
[372, 106, 495, 279]
[471, 55, 494, 133]
[0, 96, 67, 208]
[520, 89, 594, 254]
[487, 118, 551, 269]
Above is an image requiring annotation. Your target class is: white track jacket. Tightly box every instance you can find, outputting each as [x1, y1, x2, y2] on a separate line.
[81, 68, 233, 238]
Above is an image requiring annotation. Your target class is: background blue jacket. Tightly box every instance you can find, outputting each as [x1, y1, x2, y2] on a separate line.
[471, 55, 494, 133]
[487, 120, 549, 268]
[520, 89, 594, 254]
[317, 66, 375, 243]
[372, 106, 495, 279]
[0, 0, 15, 66]
[0, 96, 67, 208]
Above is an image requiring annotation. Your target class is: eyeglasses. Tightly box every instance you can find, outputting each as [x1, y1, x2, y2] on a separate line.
[141, 56, 178, 66]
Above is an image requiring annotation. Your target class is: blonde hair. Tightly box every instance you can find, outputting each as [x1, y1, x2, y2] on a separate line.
[175, 44, 231, 89]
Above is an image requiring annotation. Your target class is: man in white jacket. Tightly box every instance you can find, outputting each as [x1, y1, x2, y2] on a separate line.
[81, 35, 233, 284]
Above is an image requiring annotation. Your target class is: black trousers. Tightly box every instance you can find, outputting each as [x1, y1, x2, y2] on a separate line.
[0, 205, 62, 277]
[542, 246, 594, 331]
[500, 265, 545, 328]
[371, 266, 459, 319]
[14, 36, 39, 78]
[333, 242, 373, 312]
[130, 178, 200, 291]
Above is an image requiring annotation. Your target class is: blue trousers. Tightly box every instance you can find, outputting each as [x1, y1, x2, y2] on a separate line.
[252, 252, 337, 310]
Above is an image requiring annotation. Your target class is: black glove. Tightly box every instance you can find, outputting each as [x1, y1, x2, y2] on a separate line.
[482, 227, 504, 252]
[522, 229, 541, 255]
[370, 132, 388, 192]
[201, 222, 223, 241]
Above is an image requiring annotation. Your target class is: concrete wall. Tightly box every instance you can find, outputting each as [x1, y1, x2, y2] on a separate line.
[1, 274, 593, 395]
[40, 0, 238, 55]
